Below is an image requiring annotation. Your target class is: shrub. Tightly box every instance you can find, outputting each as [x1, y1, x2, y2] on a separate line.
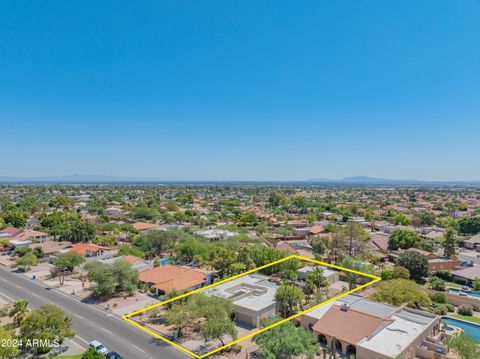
[458, 305, 473, 316]
[435, 270, 453, 281]
[433, 305, 448, 315]
[445, 303, 455, 312]
[430, 292, 447, 304]
[381, 269, 395, 280]
[430, 277, 446, 291]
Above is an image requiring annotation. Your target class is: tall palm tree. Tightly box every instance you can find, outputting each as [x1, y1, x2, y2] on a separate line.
[9, 299, 29, 326]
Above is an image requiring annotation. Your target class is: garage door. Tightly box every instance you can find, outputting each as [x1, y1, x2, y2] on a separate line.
[236, 312, 255, 327]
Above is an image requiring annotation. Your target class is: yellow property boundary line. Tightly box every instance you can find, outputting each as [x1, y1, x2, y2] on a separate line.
[122, 255, 381, 358]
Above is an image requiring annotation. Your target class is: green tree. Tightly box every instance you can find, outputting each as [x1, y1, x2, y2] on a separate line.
[53, 251, 85, 285]
[389, 230, 420, 250]
[442, 228, 457, 258]
[337, 257, 374, 289]
[275, 284, 305, 318]
[20, 304, 75, 354]
[0, 238, 10, 248]
[268, 193, 286, 207]
[394, 213, 412, 226]
[370, 279, 431, 308]
[210, 247, 237, 278]
[15, 252, 38, 271]
[163, 301, 198, 339]
[201, 314, 237, 346]
[392, 265, 410, 279]
[2, 211, 26, 228]
[9, 299, 29, 326]
[445, 333, 480, 359]
[472, 278, 480, 291]
[81, 347, 105, 359]
[85, 259, 138, 299]
[133, 230, 180, 258]
[458, 217, 480, 234]
[32, 246, 44, 259]
[430, 277, 446, 291]
[254, 319, 319, 359]
[0, 326, 19, 358]
[397, 251, 428, 281]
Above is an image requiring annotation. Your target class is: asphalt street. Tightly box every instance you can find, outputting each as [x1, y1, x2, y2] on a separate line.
[0, 265, 190, 359]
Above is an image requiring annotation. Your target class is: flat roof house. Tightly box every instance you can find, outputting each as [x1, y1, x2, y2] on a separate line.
[297, 265, 339, 284]
[138, 264, 207, 295]
[206, 274, 278, 328]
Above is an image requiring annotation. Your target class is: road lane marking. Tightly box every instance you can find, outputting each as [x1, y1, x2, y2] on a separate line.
[31, 293, 40, 298]
[101, 327, 113, 334]
[132, 344, 146, 353]
[0, 291, 14, 302]
[75, 335, 89, 345]
[73, 314, 85, 320]
[14, 284, 21, 289]
[0, 278, 7, 282]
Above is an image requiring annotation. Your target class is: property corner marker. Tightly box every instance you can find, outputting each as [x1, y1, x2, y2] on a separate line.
[122, 255, 381, 358]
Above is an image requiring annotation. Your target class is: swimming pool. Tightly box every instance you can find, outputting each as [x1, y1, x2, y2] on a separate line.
[442, 317, 480, 341]
[448, 288, 480, 299]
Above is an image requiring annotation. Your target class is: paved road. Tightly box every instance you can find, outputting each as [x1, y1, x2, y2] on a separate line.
[0, 266, 190, 359]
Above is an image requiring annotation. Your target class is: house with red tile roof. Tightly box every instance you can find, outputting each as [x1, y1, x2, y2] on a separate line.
[1, 227, 49, 247]
[131, 222, 161, 233]
[138, 264, 207, 295]
[70, 243, 110, 257]
[301, 294, 441, 359]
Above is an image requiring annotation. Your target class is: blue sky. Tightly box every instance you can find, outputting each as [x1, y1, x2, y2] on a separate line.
[1, 0, 479, 180]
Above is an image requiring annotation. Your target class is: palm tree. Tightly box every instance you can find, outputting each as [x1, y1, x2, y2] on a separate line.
[9, 299, 29, 326]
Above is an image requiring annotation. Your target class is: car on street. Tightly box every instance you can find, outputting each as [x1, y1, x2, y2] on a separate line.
[89, 340, 108, 355]
[105, 351, 123, 359]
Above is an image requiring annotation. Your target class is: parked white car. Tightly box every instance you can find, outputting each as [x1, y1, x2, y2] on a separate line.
[89, 340, 108, 355]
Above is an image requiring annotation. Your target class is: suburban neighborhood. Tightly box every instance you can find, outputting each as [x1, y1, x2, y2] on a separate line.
[1, 183, 480, 358]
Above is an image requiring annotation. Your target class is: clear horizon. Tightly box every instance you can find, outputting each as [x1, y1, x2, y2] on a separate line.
[1, 1, 480, 181]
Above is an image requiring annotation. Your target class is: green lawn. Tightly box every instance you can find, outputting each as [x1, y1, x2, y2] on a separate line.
[445, 281, 463, 289]
[451, 314, 480, 325]
[52, 355, 82, 359]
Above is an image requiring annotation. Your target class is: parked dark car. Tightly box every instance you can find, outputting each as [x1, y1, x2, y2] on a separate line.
[105, 351, 123, 359]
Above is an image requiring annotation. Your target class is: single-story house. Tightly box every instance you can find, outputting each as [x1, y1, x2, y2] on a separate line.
[98, 255, 152, 272]
[206, 274, 278, 328]
[138, 264, 207, 295]
[131, 222, 161, 233]
[309, 225, 324, 236]
[464, 234, 480, 251]
[0, 227, 49, 246]
[194, 229, 236, 241]
[28, 241, 72, 258]
[70, 243, 110, 257]
[452, 266, 480, 285]
[276, 240, 314, 258]
[298, 294, 441, 359]
[390, 248, 459, 273]
[297, 265, 339, 284]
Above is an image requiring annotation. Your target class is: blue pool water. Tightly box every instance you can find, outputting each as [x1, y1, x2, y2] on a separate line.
[442, 317, 480, 341]
[448, 288, 480, 299]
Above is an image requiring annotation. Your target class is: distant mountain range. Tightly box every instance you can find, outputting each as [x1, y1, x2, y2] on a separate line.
[308, 175, 422, 184]
[0, 174, 479, 185]
[0, 174, 149, 183]
[307, 175, 480, 185]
